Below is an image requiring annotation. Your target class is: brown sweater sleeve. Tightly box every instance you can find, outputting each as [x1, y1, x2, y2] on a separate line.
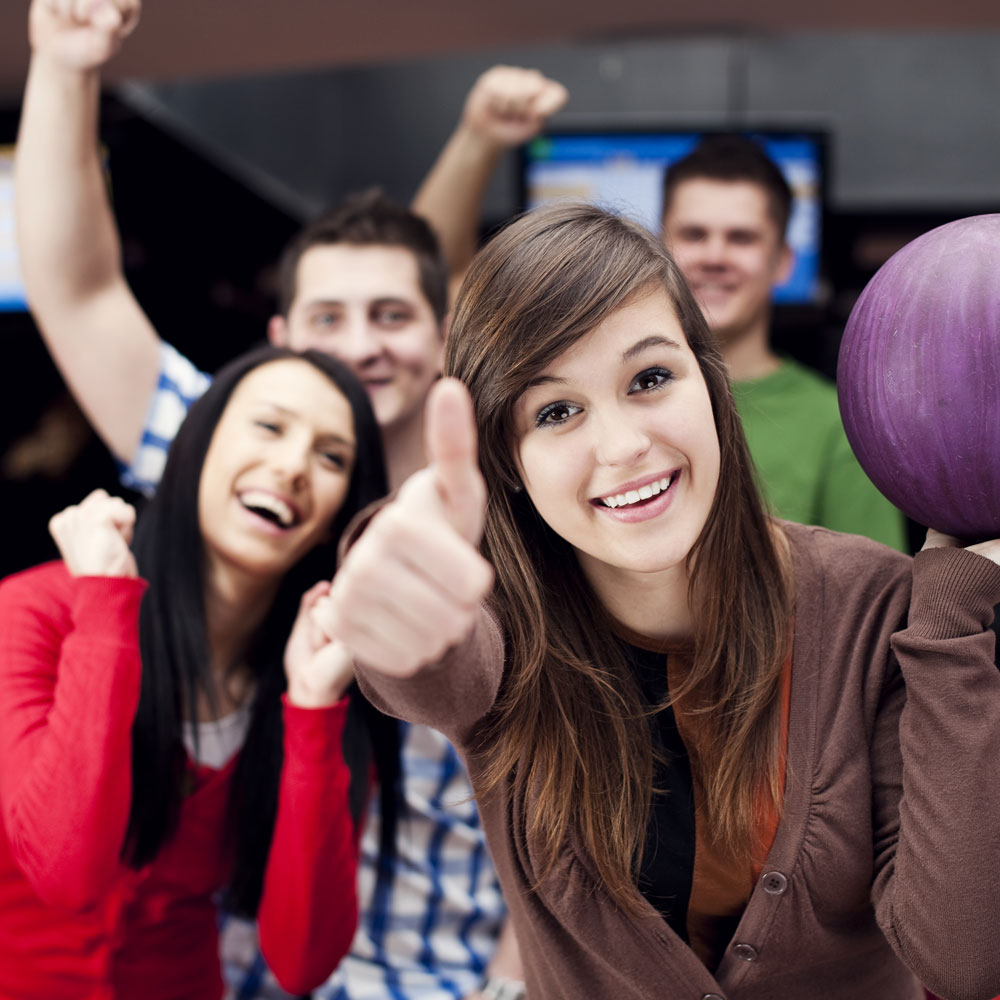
[354, 604, 506, 748]
[871, 546, 1000, 1000]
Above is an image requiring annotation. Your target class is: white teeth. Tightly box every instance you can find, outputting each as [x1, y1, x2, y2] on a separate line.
[600, 476, 672, 508]
[240, 490, 296, 527]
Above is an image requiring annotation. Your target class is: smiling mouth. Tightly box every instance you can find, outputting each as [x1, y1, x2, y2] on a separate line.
[595, 473, 676, 509]
[694, 282, 736, 298]
[239, 490, 300, 529]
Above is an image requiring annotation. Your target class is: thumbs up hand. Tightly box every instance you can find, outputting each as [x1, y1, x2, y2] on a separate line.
[324, 379, 494, 677]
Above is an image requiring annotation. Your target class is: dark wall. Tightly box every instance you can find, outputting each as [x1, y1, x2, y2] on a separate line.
[127, 31, 1000, 219]
[0, 97, 299, 576]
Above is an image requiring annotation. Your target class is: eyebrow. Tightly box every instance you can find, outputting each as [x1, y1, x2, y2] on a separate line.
[522, 335, 682, 392]
[260, 402, 356, 449]
[621, 335, 682, 362]
[303, 296, 414, 309]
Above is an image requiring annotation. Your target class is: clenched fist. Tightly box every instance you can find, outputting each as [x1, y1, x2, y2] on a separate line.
[48, 488, 138, 578]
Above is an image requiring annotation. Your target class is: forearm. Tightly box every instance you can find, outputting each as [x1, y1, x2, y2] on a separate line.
[412, 124, 505, 286]
[258, 697, 358, 994]
[872, 548, 1000, 998]
[15, 51, 161, 463]
[16, 54, 124, 314]
[0, 572, 146, 909]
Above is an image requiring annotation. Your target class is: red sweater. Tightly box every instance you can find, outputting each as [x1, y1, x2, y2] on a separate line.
[0, 562, 358, 999]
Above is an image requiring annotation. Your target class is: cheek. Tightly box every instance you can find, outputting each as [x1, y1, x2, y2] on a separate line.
[669, 244, 698, 270]
[289, 330, 332, 353]
[318, 474, 351, 521]
[392, 330, 442, 372]
[517, 436, 576, 513]
[197, 442, 229, 520]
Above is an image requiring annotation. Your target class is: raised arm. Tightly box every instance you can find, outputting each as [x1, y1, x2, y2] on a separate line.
[16, 0, 161, 465]
[871, 531, 1000, 998]
[412, 67, 567, 298]
[0, 490, 144, 910]
[324, 378, 500, 742]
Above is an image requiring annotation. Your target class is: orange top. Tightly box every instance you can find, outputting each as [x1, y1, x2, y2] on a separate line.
[668, 648, 793, 968]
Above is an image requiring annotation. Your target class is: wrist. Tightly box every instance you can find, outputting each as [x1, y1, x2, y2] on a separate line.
[31, 49, 101, 82]
[452, 121, 508, 162]
[285, 679, 349, 709]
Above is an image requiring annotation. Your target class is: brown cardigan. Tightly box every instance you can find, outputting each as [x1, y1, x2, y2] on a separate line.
[356, 523, 1000, 1000]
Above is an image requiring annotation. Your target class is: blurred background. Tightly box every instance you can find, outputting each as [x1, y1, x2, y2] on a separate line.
[1, 0, 998, 573]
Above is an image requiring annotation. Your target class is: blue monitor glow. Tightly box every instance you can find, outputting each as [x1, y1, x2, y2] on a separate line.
[0, 146, 28, 312]
[520, 129, 826, 306]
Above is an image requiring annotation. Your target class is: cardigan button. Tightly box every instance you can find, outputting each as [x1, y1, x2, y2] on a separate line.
[701, 994, 725, 1000]
[761, 870, 789, 895]
[733, 942, 759, 962]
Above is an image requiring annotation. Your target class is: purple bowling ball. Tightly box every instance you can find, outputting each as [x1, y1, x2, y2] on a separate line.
[837, 214, 1000, 540]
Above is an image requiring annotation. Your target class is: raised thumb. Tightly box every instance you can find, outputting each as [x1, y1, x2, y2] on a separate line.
[425, 377, 486, 543]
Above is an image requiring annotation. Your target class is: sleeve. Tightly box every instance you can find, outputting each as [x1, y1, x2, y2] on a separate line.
[815, 418, 909, 552]
[353, 603, 507, 747]
[118, 341, 212, 496]
[870, 546, 1000, 1000]
[0, 568, 147, 910]
[257, 696, 358, 995]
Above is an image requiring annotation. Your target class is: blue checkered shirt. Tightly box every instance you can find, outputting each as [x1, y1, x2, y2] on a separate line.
[120, 341, 211, 495]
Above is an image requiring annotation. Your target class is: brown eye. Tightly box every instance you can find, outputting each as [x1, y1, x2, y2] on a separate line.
[535, 401, 581, 428]
[628, 368, 673, 394]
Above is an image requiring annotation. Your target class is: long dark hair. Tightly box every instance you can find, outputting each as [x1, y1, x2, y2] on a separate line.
[124, 345, 400, 916]
[446, 204, 792, 910]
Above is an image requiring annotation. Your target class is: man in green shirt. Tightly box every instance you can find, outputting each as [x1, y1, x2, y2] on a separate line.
[659, 136, 906, 549]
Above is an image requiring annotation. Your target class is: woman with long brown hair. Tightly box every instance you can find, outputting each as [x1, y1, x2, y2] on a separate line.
[323, 203, 1000, 1000]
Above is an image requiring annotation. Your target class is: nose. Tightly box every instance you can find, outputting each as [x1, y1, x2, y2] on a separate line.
[697, 233, 729, 269]
[336, 316, 382, 367]
[591, 406, 652, 468]
[270, 433, 311, 490]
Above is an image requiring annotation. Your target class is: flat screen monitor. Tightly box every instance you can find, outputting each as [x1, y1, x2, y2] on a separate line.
[520, 129, 826, 306]
[0, 146, 27, 312]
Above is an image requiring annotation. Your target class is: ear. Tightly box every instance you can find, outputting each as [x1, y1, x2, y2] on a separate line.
[268, 314, 290, 347]
[775, 242, 795, 286]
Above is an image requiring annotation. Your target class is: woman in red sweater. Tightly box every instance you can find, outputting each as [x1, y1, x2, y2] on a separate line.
[0, 345, 398, 999]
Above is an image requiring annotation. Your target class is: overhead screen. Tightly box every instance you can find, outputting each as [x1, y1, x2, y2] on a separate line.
[0, 147, 26, 312]
[520, 129, 826, 306]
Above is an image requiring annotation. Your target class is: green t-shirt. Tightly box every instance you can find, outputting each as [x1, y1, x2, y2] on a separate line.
[731, 358, 907, 551]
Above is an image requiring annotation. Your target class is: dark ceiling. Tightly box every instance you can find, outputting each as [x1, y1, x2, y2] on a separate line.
[2, 0, 1000, 99]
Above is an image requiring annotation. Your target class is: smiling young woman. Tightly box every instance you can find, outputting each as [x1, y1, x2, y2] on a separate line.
[0, 345, 399, 1000]
[325, 204, 1000, 1000]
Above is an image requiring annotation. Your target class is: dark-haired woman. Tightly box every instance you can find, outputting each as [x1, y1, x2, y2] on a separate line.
[0, 346, 398, 999]
[324, 204, 1000, 1000]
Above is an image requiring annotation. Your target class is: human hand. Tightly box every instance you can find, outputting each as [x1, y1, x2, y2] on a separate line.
[323, 378, 493, 677]
[48, 488, 138, 578]
[921, 527, 1000, 567]
[29, 0, 141, 71]
[461, 65, 568, 149]
[284, 581, 355, 708]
